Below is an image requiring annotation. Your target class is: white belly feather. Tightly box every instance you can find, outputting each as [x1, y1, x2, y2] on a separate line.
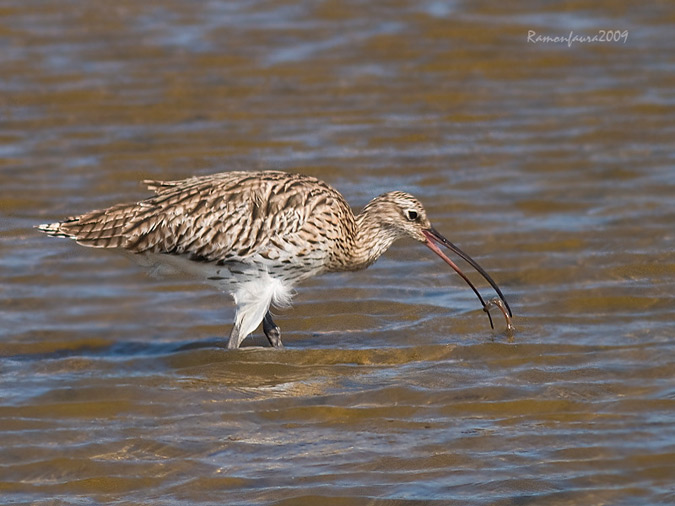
[134, 252, 298, 345]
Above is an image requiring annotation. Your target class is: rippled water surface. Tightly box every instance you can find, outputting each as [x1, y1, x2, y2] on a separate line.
[1, 1, 674, 505]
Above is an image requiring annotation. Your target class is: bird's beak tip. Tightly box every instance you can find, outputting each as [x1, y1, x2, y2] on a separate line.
[421, 227, 513, 328]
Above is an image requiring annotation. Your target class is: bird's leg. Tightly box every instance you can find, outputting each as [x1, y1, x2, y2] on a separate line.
[227, 323, 242, 349]
[262, 311, 283, 348]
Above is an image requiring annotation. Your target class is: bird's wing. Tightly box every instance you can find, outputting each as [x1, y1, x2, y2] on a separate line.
[41, 171, 351, 263]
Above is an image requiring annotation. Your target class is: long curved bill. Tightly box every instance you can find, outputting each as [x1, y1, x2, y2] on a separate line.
[422, 227, 512, 329]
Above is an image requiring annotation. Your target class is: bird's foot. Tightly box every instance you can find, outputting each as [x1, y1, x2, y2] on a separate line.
[263, 311, 283, 348]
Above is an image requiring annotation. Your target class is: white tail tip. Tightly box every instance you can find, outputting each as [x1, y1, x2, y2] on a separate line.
[36, 222, 65, 236]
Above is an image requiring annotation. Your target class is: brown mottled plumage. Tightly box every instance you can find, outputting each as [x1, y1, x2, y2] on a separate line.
[38, 170, 511, 348]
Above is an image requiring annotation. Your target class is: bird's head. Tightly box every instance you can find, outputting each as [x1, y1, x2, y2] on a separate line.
[365, 191, 432, 242]
[363, 191, 513, 329]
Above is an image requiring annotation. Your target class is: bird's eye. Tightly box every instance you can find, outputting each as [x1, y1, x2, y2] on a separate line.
[406, 209, 419, 221]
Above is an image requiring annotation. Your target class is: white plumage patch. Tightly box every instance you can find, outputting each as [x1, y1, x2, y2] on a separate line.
[36, 222, 65, 236]
[231, 272, 294, 347]
[133, 252, 295, 347]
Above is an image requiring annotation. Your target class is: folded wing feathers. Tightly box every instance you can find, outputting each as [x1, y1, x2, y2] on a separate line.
[36, 171, 347, 262]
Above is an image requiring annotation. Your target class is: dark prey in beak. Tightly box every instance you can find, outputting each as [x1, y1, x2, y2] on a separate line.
[422, 227, 512, 329]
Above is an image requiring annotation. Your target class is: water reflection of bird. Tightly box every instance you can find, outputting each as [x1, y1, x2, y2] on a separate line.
[38, 171, 512, 348]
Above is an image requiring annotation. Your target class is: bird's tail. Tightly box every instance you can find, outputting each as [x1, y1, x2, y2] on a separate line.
[35, 202, 141, 249]
[36, 221, 72, 238]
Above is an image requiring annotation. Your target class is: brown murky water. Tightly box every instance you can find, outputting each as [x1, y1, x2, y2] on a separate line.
[1, 1, 674, 504]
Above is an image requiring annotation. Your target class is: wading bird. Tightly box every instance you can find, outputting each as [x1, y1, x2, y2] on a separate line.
[38, 171, 512, 348]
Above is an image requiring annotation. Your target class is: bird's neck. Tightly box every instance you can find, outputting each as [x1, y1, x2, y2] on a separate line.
[338, 202, 398, 271]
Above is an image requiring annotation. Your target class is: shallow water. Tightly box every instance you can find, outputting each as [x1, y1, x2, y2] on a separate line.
[1, 1, 674, 505]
